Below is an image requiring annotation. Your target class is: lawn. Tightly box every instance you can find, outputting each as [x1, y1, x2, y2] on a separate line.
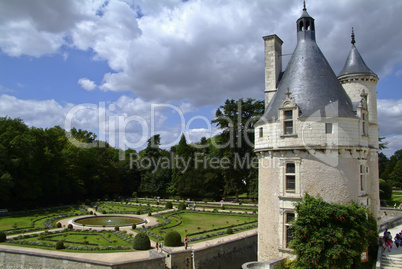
[153, 212, 257, 238]
[0, 207, 83, 231]
[97, 202, 164, 213]
[9, 230, 135, 251]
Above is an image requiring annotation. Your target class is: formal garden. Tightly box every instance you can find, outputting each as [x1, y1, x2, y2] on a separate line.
[0, 198, 258, 252]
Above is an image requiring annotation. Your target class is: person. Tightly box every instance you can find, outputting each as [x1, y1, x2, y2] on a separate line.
[156, 241, 159, 251]
[395, 233, 401, 249]
[159, 241, 163, 251]
[385, 231, 393, 252]
[184, 235, 188, 250]
[394, 203, 397, 209]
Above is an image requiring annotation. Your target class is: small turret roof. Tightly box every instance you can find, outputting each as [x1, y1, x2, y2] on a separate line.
[338, 29, 375, 76]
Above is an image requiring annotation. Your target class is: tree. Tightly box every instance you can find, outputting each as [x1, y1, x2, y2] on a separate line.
[170, 134, 195, 197]
[138, 135, 171, 196]
[289, 194, 378, 269]
[211, 98, 264, 200]
[389, 159, 402, 188]
[379, 179, 392, 201]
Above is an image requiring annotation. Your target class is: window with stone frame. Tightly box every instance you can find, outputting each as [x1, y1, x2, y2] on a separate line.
[360, 164, 366, 192]
[325, 123, 332, 134]
[362, 112, 368, 136]
[285, 212, 295, 248]
[259, 127, 263, 138]
[283, 110, 294, 134]
[285, 162, 296, 192]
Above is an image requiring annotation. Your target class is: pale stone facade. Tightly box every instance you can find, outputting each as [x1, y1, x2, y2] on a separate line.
[255, 7, 380, 262]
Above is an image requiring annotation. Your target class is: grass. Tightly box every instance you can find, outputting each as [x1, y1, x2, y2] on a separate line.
[9, 230, 135, 252]
[153, 212, 257, 238]
[97, 202, 164, 213]
[0, 208, 83, 231]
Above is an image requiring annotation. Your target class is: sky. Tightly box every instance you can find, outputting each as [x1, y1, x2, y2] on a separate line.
[0, 0, 402, 157]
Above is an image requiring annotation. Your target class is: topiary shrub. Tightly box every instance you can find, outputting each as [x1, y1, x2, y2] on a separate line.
[102, 210, 107, 214]
[164, 231, 182, 247]
[55, 240, 65, 250]
[0, 231, 6, 242]
[226, 228, 233, 234]
[178, 203, 186, 210]
[148, 212, 152, 216]
[114, 226, 119, 231]
[132, 224, 137, 229]
[67, 224, 73, 229]
[221, 205, 226, 210]
[133, 233, 151, 250]
[136, 210, 142, 215]
[56, 222, 62, 228]
[165, 201, 173, 209]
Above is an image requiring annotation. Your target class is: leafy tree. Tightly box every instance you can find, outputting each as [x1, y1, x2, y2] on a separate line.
[138, 135, 171, 196]
[289, 194, 378, 269]
[389, 159, 402, 188]
[211, 98, 264, 200]
[170, 134, 194, 196]
[378, 152, 388, 178]
[379, 179, 392, 201]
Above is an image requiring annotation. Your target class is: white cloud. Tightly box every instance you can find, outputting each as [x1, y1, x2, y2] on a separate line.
[78, 78, 97, 91]
[382, 135, 402, 158]
[378, 99, 402, 137]
[1, 0, 401, 106]
[0, 94, 209, 150]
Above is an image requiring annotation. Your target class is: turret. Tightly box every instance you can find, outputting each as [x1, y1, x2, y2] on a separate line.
[338, 28, 379, 148]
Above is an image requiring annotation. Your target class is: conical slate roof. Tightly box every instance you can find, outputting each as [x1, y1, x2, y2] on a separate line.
[338, 42, 375, 76]
[259, 8, 356, 122]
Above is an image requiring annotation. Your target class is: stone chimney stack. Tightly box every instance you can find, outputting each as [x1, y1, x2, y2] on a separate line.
[263, 34, 283, 109]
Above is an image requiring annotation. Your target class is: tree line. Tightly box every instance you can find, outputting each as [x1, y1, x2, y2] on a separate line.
[379, 149, 402, 201]
[0, 98, 264, 210]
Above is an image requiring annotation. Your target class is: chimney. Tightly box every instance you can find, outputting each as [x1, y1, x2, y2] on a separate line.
[263, 34, 283, 108]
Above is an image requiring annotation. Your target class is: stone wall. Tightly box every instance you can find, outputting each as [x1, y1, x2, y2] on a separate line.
[0, 249, 166, 269]
[0, 234, 257, 269]
[192, 234, 257, 269]
[379, 208, 402, 223]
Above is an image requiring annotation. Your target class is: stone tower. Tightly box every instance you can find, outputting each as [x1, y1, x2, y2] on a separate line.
[254, 5, 380, 262]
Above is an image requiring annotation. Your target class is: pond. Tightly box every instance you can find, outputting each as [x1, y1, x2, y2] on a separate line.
[73, 215, 145, 227]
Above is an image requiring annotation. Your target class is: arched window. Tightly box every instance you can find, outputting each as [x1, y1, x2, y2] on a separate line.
[305, 20, 310, 31]
[299, 21, 304, 31]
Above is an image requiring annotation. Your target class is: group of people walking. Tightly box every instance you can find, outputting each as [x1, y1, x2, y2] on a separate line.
[383, 229, 402, 252]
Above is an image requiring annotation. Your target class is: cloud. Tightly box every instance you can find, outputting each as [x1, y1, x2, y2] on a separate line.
[1, 0, 401, 107]
[0, 94, 213, 150]
[382, 135, 402, 158]
[378, 99, 402, 137]
[78, 78, 97, 91]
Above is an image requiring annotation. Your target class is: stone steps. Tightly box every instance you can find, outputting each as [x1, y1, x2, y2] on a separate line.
[381, 254, 402, 269]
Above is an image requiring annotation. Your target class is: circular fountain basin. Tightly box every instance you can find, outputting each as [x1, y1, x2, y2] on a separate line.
[73, 215, 146, 227]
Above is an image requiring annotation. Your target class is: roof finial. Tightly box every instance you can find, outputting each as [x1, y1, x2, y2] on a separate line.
[351, 27, 356, 45]
[285, 88, 292, 98]
[303, 0, 306, 11]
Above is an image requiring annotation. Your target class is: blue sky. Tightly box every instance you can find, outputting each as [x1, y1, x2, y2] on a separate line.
[1, 0, 402, 156]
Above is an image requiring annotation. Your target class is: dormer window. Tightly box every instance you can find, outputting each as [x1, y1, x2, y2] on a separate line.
[284, 110, 294, 134]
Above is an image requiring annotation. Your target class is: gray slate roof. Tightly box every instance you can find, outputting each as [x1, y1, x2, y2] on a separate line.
[338, 45, 375, 76]
[258, 10, 356, 123]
